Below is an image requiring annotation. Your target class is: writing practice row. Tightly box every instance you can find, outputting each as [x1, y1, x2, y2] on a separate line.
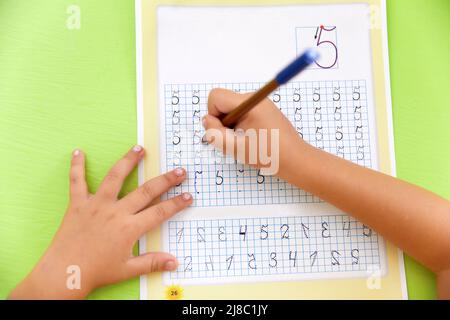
[167, 215, 383, 283]
[163, 80, 373, 207]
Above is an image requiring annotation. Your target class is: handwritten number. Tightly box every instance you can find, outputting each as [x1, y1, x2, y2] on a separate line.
[260, 224, 269, 240]
[272, 93, 281, 103]
[257, 170, 265, 184]
[331, 250, 341, 266]
[343, 221, 351, 237]
[218, 226, 227, 241]
[240, 225, 247, 241]
[281, 224, 289, 239]
[171, 94, 179, 105]
[192, 110, 201, 124]
[363, 225, 372, 237]
[357, 146, 365, 160]
[269, 252, 278, 268]
[192, 94, 200, 105]
[176, 228, 184, 243]
[289, 251, 298, 267]
[354, 106, 362, 120]
[216, 170, 224, 186]
[351, 249, 359, 265]
[197, 227, 206, 243]
[336, 126, 343, 141]
[353, 87, 361, 101]
[193, 130, 202, 145]
[172, 131, 181, 146]
[172, 110, 180, 125]
[226, 255, 234, 270]
[355, 126, 363, 140]
[316, 126, 323, 141]
[301, 223, 310, 239]
[205, 255, 214, 271]
[248, 254, 257, 270]
[322, 222, 331, 238]
[313, 89, 321, 102]
[194, 170, 203, 194]
[333, 87, 341, 101]
[310, 251, 318, 267]
[184, 256, 192, 272]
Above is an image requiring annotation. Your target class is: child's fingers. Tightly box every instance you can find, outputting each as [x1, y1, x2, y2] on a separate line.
[202, 115, 246, 161]
[134, 193, 193, 234]
[126, 252, 178, 278]
[118, 168, 187, 214]
[69, 149, 89, 203]
[207, 88, 250, 117]
[97, 145, 145, 199]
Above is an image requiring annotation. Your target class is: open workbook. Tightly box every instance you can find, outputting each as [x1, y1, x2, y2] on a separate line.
[135, 0, 407, 299]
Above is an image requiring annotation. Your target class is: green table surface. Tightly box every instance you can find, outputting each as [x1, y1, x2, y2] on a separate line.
[0, 0, 449, 300]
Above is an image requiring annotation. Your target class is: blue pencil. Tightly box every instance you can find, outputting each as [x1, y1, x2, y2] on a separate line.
[221, 49, 319, 128]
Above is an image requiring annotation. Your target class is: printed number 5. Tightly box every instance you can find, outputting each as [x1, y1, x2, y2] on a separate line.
[314, 25, 338, 69]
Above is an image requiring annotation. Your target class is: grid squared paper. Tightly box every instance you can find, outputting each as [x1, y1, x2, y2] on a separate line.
[163, 80, 371, 207]
[167, 215, 382, 281]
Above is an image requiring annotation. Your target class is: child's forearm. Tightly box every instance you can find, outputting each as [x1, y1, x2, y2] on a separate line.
[205, 89, 450, 295]
[282, 141, 450, 273]
[9, 247, 92, 300]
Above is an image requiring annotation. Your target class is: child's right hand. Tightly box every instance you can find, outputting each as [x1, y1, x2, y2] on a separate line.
[203, 89, 450, 299]
[202, 88, 308, 179]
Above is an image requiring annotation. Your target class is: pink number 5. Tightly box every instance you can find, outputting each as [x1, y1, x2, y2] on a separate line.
[315, 25, 338, 69]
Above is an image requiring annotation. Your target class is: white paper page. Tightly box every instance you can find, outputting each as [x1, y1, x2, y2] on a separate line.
[156, 4, 385, 285]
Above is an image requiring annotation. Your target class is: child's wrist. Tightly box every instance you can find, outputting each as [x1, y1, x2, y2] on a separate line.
[10, 249, 93, 299]
[279, 139, 315, 184]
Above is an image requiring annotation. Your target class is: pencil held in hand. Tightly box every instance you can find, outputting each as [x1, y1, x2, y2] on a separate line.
[220, 49, 319, 128]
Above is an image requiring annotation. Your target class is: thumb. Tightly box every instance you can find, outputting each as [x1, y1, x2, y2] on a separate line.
[202, 114, 226, 131]
[202, 115, 240, 157]
[126, 252, 178, 278]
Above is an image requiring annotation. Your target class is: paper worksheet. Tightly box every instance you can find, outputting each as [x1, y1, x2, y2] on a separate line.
[136, 0, 407, 299]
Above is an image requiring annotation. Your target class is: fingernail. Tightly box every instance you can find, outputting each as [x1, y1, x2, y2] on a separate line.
[133, 145, 143, 153]
[73, 149, 80, 157]
[182, 193, 192, 201]
[202, 133, 213, 144]
[165, 260, 177, 271]
[174, 168, 185, 177]
[235, 128, 245, 136]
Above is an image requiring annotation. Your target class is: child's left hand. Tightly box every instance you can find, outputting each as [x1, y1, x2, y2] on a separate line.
[9, 146, 192, 299]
